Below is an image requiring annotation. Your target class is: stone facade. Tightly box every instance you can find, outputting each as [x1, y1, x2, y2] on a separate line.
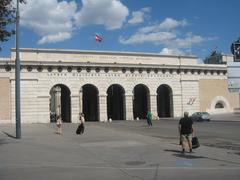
[0, 48, 239, 123]
[199, 79, 239, 113]
[0, 77, 11, 122]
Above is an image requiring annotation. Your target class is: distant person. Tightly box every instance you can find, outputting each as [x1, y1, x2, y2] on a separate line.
[50, 112, 56, 123]
[76, 113, 85, 135]
[178, 111, 194, 153]
[146, 111, 153, 127]
[56, 115, 63, 135]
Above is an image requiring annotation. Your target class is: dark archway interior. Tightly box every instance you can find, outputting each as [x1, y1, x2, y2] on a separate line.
[157, 85, 172, 118]
[107, 85, 125, 120]
[215, 102, 224, 109]
[60, 85, 71, 122]
[133, 85, 149, 119]
[83, 85, 99, 121]
[50, 84, 71, 123]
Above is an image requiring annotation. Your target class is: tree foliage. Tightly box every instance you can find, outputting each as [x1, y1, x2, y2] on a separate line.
[0, 0, 25, 50]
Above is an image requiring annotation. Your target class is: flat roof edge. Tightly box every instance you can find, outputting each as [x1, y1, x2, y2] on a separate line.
[11, 48, 198, 59]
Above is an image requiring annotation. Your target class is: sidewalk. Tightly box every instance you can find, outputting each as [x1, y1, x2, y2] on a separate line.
[163, 113, 240, 122]
[1, 123, 240, 180]
[210, 113, 240, 122]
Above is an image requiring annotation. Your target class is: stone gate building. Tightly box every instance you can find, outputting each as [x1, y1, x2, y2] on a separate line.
[0, 48, 239, 123]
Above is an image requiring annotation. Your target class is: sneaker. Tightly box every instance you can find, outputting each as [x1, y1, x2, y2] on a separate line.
[189, 149, 192, 153]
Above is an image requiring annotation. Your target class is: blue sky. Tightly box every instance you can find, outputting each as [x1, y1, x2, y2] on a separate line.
[1, 0, 240, 62]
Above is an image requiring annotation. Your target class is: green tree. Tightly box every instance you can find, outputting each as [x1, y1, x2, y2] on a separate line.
[0, 0, 25, 50]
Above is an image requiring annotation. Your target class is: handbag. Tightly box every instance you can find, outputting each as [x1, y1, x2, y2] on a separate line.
[76, 123, 84, 135]
[192, 136, 200, 149]
[76, 124, 82, 134]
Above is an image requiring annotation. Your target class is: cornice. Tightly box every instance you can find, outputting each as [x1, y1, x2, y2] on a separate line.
[11, 48, 197, 59]
[0, 60, 227, 70]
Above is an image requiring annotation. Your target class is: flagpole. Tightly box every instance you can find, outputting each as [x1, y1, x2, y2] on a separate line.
[15, 0, 21, 139]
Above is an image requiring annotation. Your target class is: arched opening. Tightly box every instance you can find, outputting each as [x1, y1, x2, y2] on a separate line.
[215, 102, 224, 109]
[157, 84, 173, 118]
[49, 84, 71, 123]
[107, 84, 125, 120]
[210, 96, 230, 113]
[82, 84, 99, 121]
[133, 84, 150, 119]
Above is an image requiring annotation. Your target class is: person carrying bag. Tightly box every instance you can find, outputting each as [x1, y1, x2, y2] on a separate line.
[178, 112, 194, 153]
[76, 113, 85, 135]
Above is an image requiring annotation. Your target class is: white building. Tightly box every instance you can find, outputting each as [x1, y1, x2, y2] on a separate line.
[0, 48, 239, 123]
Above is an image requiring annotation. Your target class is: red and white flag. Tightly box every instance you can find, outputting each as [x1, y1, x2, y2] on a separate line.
[95, 34, 103, 42]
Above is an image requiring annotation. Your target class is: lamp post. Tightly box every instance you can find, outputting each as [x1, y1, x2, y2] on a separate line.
[15, 0, 21, 139]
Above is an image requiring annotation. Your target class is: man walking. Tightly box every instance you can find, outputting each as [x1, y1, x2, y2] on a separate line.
[146, 111, 153, 127]
[178, 112, 194, 153]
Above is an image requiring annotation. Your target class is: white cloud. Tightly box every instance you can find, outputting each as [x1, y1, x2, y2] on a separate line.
[38, 32, 72, 45]
[138, 18, 188, 33]
[166, 32, 215, 50]
[20, 0, 129, 44]
[128, 7, 150, 25]
[120, 18, 187, 45]
[75, 0, 129, 30]
[160, 48, 185, 55]
[20, 0, 77, 44]
[159, 18, 187, 30]
[120, 17, 215, 55]
[172, 35, 204, 48]
[119, 32, 176, 45]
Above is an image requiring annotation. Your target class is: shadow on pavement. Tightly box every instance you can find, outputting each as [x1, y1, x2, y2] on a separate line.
[164, 149, 206, 159]
[2, 131, 16, 139]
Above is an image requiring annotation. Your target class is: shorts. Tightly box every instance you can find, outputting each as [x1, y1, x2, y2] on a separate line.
[181, 134, 192, 142]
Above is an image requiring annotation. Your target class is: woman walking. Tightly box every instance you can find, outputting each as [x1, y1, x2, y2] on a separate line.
[56, 115, 63, 135]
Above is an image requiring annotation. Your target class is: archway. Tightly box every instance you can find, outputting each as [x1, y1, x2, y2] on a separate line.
[49, 84, 71, 123]
[133, 84, 150, 119]
[107, 84, 125, 120]
[82, 84, 99, 121]
[215, 102, 225, 109]
[210, 96, 230, 113]
[157, 84, 173, 118]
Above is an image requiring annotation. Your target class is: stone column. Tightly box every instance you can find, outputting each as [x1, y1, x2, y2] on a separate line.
[79, 88, 83, 114]
[54, 86, 61, 116]
[150, 94, 158, 119]
[99, 94, 108, 122]
[71, 95, 79, 123]
[125, 93, 134, 121]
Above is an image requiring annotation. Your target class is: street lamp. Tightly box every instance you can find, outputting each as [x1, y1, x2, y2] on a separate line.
[15, 0, 21, 139]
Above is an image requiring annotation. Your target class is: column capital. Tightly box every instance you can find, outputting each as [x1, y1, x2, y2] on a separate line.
[99, 94, 107, 97]
[54, 86, 61, 93]
[150, 93, 157, 96]
[125, 93, 134, 97]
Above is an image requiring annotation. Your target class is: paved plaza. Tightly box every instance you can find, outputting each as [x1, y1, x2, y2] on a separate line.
[1, 115, 240, 180]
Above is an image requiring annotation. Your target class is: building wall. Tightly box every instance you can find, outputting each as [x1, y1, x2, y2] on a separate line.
[8, 68, 232, 123]
[0, 77, 11, 122]
[0, 49, 239, 123]
[11, 48, 198, 65]
[14, 68, 184, 123]
[199, 79, 239, 113]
